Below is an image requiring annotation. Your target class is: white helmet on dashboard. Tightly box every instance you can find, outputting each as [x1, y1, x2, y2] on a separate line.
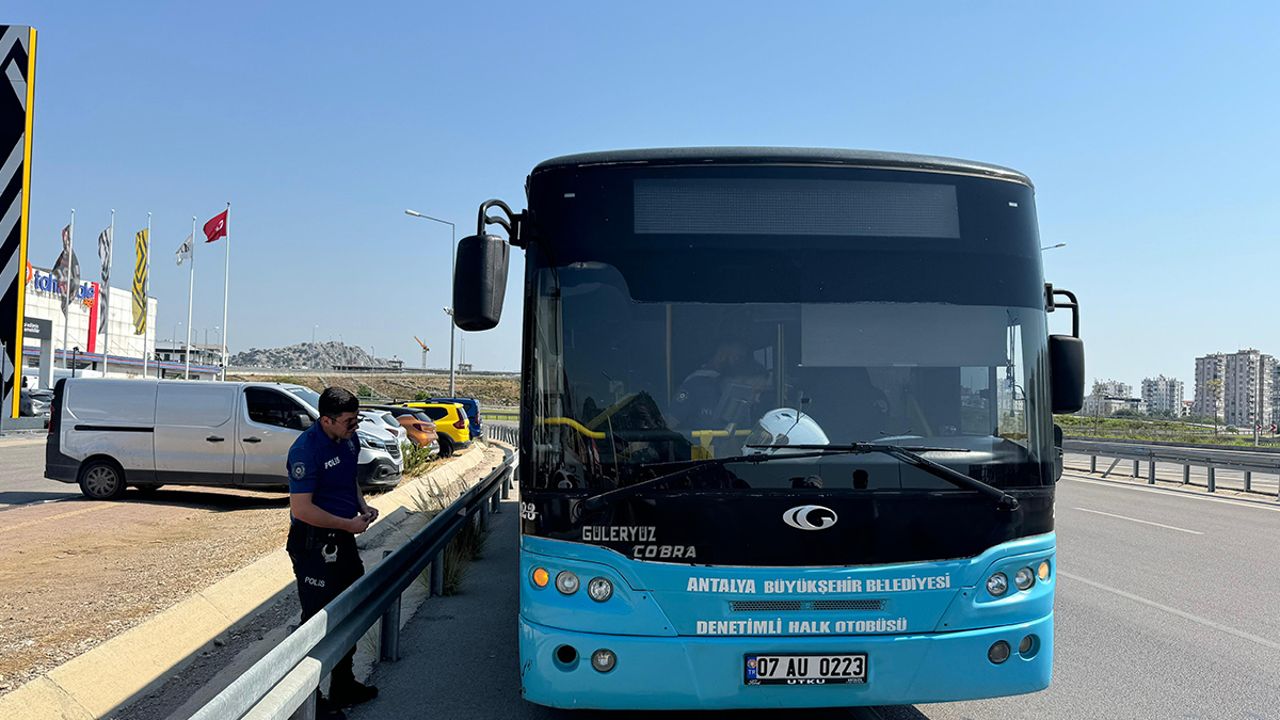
[743, 408, 830, 455]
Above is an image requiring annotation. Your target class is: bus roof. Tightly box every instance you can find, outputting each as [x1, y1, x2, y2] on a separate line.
[532, 147, 1032, 188]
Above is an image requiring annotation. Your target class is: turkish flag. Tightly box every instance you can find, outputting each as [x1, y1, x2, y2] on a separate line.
[203, 210, 229, 243]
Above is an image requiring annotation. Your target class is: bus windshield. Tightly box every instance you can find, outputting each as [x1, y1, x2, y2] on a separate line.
[531, 262, 1053, 494]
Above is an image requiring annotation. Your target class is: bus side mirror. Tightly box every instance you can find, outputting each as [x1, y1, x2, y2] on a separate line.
[453, 234, 510, 331]
[1049, 335, 1084, 414]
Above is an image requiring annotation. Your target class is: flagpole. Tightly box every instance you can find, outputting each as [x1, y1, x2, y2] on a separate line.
[144, 212, 151, 379]
[220, 202, 230, 382]
[103, 209, 114, 378]
[63, 209, 74, 368]
[185, 216, 196, 380]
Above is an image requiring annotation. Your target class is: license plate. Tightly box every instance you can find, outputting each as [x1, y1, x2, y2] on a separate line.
[744, 653, 868, 686]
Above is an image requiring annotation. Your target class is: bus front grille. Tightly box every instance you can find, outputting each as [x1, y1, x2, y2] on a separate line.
[730, 599, 886, 613]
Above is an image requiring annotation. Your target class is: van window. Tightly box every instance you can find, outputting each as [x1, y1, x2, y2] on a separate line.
[157, 384, 234, 427]
[422, 406, 448, 421]
[245, 388, 312, 431]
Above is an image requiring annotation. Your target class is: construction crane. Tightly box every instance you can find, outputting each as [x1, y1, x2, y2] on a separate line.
[414, 336, 429, 371]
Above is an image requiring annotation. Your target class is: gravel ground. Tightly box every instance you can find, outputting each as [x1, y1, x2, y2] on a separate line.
[0, 445, 496, 700]
[0, 487, 293, 695]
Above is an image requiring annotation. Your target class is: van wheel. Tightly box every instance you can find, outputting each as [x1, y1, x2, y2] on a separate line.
[79, 460, 127, 500]
[438, 436, 455, 458]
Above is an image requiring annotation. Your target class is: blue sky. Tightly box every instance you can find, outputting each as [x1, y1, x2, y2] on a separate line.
[7, 1, 1279, 389]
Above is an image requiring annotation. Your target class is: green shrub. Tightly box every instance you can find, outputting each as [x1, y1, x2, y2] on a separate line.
[409, 478, 490, 596]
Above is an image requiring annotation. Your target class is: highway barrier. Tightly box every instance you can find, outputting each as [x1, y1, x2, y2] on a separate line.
[486, 421, 518, 445]
[189, 447, 516, 720]
[1064, 439, 1280, 497]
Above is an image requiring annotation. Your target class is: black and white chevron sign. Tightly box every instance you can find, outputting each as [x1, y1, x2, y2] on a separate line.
[1, 25, 36, 420]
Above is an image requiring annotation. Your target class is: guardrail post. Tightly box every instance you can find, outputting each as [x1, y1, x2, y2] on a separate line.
[1183, 464, 1190, 484]
[491, 491, 501, 513]
[1244, 471, 1252, 492]
[1207, 465, 1216, 493]
[501, 474, 510, 500]
[290, 692, 317, 720]
[1131, 459, 1139, 478]
[430, 552, 445, 597]
[479, 502, 489, 531]
[1090, 455, 1097, 473]
[1147, 459, 1156, 485]
[380, 550, 401, 662]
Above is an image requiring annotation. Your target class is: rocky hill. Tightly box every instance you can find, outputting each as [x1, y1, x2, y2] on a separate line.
[229, 341, 379, 370]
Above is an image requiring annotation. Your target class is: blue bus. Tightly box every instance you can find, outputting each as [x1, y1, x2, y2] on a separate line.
[451, 148, 1085, 710]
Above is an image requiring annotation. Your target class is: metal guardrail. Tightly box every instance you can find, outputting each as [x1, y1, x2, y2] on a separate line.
[485, 421, 518, 445]
[1064, 439, 1280, 497]
[191, 449, 516, 720]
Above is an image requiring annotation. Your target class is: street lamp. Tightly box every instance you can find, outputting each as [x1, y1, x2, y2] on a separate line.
[1041, 243, 1067, 251]
[405, 209, 457, 395]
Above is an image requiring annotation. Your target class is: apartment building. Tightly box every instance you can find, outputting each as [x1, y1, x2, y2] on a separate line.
[1082, 379, 1139, 417]
[1192, 353, 1226, 420]
[1141, 375, 1184, 416]
[1222, 349, 1276, 428]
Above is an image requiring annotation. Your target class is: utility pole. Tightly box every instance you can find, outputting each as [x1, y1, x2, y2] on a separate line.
[404, 210, 457, 396]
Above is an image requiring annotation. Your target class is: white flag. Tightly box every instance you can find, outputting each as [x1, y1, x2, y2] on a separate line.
[175, 234, 193, 266]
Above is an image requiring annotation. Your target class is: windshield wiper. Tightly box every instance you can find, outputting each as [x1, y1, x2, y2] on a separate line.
[580, 448, 864, 514]
[765, 443, 1019, 511]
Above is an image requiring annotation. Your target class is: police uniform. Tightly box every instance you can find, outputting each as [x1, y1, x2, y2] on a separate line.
[286, 422, 365, 695]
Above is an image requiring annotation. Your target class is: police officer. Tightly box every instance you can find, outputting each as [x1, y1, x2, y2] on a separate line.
[287, 387, 379, 712]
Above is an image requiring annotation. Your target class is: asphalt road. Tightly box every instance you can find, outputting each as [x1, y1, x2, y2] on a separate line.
[0, 439, 78, 508]
[350, 473, 1280, 720]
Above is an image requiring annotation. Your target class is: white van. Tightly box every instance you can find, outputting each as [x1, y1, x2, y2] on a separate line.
[45, 378, 403, 500]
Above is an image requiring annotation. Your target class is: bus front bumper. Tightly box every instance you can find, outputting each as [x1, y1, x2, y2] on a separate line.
[519, 612, 1052, 710]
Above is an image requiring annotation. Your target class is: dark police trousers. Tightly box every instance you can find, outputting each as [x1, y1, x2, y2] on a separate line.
[287, 522, 365, 691]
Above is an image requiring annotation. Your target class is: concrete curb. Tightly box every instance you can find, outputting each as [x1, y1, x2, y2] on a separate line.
[0, 445, 496, 720]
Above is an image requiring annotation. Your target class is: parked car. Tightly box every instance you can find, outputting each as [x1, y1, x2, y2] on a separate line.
[427, 397, 482, 438]
[402, 402, 471, 457]
[363, 405, 440, 453]
[45, 378, 402, 500]
[361, 410, 409, 448]
[356, 420, 403, 485]
[19, 387, 53, 417]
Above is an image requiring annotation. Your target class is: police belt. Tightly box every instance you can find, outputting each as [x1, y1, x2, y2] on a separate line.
[288, 520, 356, 552]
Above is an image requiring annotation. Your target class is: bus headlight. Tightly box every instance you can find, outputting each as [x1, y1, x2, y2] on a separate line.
[986, 572, 1009, 597]
[988, 640, 1011, 664]
[587, 577, 613, 602]
[555, 571, 580, 595]
[591, 648, 617, 673]
[1014, 567, 1035, 591]
[1037, 560, 1051, 581]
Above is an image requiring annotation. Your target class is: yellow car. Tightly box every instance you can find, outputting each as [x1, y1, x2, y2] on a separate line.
[403, 402, 472, 456]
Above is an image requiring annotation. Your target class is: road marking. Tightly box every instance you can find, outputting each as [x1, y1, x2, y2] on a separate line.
[1060, 571, 1280, 653]
[1062, 473, 1280, 514]
[0, 503, 111, 533]
[1071, 506, 1203, 535]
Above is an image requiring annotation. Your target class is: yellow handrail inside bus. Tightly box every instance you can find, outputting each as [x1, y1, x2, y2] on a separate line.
[540, 417, 607, 439]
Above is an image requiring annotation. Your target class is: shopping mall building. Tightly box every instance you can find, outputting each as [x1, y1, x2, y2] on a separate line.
[20, 264, 221, 387]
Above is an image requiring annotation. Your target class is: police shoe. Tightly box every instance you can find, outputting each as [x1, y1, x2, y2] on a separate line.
[316, 693, 348, 719]
[329, 680, 379, 707]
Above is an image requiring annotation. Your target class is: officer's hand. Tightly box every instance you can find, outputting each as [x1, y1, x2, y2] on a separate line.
[361, 506, 380, 524]
[346, 515, 372, 534]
